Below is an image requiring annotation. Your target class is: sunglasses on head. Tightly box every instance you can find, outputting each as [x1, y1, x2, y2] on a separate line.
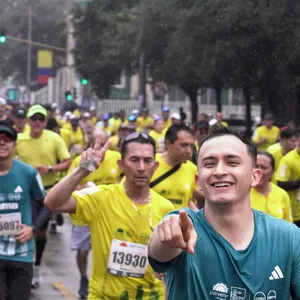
[124, 132, 149, 142]
[0, 133, 14, 143]
[30, 115, 46, 122]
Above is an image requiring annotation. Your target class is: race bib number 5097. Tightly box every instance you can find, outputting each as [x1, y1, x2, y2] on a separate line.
[107, 239, 148, 278]
[0, 212, 21, 236]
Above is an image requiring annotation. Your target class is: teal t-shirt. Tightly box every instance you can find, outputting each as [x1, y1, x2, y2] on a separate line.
[0, 159, 45, 263]
[149, 209, 300, 299]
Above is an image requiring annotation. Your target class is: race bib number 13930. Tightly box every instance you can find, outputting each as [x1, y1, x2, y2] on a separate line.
[0, 212, 21, 236]
[107, 239, 148, 278]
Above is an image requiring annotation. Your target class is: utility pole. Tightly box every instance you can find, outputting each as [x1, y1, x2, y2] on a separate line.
[26, 0, 33, 100]
[139, 0, 146, 110]
[66, 12, 76, 99]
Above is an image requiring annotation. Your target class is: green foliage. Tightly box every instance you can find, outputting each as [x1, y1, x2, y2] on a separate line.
[73, 0, 300, 123]
[0, 0, 66, 84]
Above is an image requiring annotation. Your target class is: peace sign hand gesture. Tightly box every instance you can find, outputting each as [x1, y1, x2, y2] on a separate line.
[79, 137, 110, 172]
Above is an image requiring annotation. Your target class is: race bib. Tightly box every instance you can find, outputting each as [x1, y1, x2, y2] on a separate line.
[107, 239, 148, 278]
[0, 212, 21, 236]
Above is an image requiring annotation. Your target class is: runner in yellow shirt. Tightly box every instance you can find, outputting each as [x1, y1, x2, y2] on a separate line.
[136, 108, 154, 133]
[67, 129, 122, 298]
[68, 116, 87, 158]
[267, 128, 296, 182]
[251, 151, 292, 222]
[252, 114, 280, 151]
[151, 124, 204, 209]
[11, 107, 30, 133]
[108, 123, 129, 152]
[45, 132, 174, 299]
[276, 132, 300, 226]
[162, 107, 172, 131]
[148, 116, 165, 153]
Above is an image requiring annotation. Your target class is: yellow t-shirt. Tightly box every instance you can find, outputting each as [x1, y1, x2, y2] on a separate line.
[276, 149, 300, 221]
[250, 183, 292, 222]
[151, 153, 197, 209]
[163, 119, 172, 131]
[148, 130, 165, 152]
[108, 135, 120, 152]
[252, 125, 280, 151]
[63, 122, 72, 130]
[16, 130, 71, 187]
[136, 116, 154, 132]
[267, 142, 282, 183]
[68, 150, 121, 186]
[267, 142, 282, 171]
[91, 116, 98, 126]
[114, 119, 128, 132]
[59, 128, 72, 150]
[71, 184, 174, 299]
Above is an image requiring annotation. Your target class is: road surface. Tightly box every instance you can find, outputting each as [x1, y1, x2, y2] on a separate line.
[29, 215, 91, 300]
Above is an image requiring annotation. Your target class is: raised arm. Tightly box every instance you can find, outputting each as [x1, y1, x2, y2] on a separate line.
[148, 210, 197, 262]
[45, 138, 109, 213]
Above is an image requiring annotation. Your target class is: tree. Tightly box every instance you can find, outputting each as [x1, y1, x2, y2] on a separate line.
[73, 0, 140, 98]
[0, 0, 66, 85]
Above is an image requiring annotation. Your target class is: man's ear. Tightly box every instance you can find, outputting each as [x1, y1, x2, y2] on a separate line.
[117, 159, 124, 173]
[251, 168, 262, 187]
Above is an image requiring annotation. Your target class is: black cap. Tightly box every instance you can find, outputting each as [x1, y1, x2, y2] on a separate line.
[0, 124, 17, 141]
[12, 108, 26, 118]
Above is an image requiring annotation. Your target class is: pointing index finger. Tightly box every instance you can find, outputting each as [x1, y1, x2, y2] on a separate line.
[179, 210, 191, 229]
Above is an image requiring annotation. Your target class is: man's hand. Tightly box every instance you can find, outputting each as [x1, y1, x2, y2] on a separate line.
[79, 139, 110, 172]
[157, 210, 197, 254]
[36, 165, 48, 174]
[14, 224, 33, 244]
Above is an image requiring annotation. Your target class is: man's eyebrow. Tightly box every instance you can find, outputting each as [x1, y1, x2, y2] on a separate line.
[202, 154, 241, 161]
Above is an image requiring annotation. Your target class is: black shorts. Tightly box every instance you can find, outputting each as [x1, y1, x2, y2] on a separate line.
[0, 259, 33, 300]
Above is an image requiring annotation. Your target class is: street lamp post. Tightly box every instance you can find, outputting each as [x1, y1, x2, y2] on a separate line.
[26, 0, 33, 100]
[139, 0, 146, 110]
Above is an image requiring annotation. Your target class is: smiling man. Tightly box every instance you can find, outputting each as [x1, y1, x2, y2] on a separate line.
[148, 125, 300, 299]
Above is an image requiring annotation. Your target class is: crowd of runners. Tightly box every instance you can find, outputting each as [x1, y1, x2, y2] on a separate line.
[0, 96, 300, 299]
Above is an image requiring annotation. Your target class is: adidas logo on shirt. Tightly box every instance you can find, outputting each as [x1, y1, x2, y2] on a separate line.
[14, 186, 23, 193]
[269, 265, 284, 280]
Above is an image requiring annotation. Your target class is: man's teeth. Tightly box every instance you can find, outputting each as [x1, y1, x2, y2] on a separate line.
[214, 183, 231, 187]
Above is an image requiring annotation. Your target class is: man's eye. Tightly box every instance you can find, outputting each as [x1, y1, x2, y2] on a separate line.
[228, 161, 238, 165]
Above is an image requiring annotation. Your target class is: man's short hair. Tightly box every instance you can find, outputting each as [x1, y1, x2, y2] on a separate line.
[120, 132, 156, 159]
[165, 124, 193, 144]
[203, 125, 257, 166]
[280, 128, 296, 140]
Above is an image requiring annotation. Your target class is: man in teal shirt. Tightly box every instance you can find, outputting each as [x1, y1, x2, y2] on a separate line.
[148, 125, 300, 299]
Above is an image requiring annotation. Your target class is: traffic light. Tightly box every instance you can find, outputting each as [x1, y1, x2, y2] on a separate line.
[65, 90, 73, 101]
[81, 78, 88, 85]
[0, 29, 6, 44]
[7, 88, 19, 101]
